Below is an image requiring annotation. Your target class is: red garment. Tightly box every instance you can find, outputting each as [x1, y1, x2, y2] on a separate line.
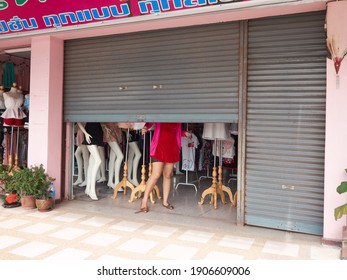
[151, 123, 181, 163]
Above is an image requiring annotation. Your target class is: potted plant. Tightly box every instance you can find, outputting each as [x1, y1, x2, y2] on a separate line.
[29, 165, 55, 211]
[0, 164, 21, 208]
[11, 164, 55, 210]
[34, 172, 56, 212]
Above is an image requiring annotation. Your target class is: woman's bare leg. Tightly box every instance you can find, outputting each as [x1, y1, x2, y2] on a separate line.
[162, 163, 174, 206]
[140, 162, 164, 209]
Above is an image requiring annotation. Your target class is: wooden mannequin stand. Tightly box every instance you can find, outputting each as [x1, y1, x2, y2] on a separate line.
[216, 139, 235, 207]
[198, 140, 226, 209]
[14, 126, 20, 170]
[112, 128, 134, 199]
[129, 134, 153, 203]
[8, 126, 14, 174]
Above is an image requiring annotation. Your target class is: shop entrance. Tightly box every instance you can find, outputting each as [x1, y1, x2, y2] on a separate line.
[70, 121, 239, 229]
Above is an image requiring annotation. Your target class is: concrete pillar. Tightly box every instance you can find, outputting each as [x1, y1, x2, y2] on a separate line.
[28, 36, 64, 201]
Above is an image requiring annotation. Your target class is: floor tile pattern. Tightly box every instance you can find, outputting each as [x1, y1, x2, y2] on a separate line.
[0, 172, 341, 260]
[0, 202, 340, 260]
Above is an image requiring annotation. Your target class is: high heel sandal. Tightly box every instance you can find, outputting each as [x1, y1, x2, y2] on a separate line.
[162, 203, 174, 210]
[135, 204, 148, 213]
[135, 207, 148, 214]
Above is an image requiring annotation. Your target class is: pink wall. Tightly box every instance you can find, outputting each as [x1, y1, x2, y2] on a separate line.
[323, 0, 347, 242]
[27, 36, 64, 201]
[324, 61, 347, 241]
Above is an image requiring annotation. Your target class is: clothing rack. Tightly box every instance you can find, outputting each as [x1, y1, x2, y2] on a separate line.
[175, 169, 198, 192]
[198, 165, 212, 183]
[175, 124, 198, 192]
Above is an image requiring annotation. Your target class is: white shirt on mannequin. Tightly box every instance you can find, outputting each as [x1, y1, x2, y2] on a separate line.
[1, 87, 26, 119]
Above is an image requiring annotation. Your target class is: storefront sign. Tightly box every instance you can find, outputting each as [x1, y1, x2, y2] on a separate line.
[0, 0, 259, 35]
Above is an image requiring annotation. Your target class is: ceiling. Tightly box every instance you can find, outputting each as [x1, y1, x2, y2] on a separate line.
[1, 47, 31, 60]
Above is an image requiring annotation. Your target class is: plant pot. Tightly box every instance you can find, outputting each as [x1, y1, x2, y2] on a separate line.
[342, 226, 347, 260]
[35, 198, 53, 212]
[20, 195, 36, 209]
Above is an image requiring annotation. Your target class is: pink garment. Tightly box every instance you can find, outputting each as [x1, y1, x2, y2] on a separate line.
[146, 123, 185, 162]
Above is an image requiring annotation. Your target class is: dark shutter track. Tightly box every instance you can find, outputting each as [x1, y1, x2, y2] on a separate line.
[63, 23, 240, 123]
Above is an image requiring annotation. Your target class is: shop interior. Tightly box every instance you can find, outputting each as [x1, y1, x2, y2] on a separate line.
[72, 122, 239, 228]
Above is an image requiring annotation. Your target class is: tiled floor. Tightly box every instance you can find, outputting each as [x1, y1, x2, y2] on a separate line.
[0, 172, 341, 260]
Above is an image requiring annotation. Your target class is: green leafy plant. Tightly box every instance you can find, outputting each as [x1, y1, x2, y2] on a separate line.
[10, 164, 55, 200]
[0, 164, 17, 195]
[334, 168, 347, 220]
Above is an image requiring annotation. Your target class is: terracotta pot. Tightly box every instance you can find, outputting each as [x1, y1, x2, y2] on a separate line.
[20, 195, 36, 209]
[35, 198, 53, 212]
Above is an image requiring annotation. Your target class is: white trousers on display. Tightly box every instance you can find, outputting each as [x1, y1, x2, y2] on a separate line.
[74, 144, 89, 186]
[107, 141, 124, 188]
[97, 146, 107, 183]
[127, 141, 141, 186]
[86, 145, 101, 200]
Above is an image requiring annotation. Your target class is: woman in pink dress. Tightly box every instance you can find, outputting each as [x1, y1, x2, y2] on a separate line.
[138, 123, 192, 213]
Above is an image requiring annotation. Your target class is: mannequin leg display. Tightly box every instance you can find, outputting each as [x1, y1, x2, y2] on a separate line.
[86, 145, 101, 200]
[73, 146, 83, 185]
[97, 146, 107, 183]
[107, 141, 124, 189]
[86, 153, 94, 196]
[79, 145, 89, 187]
[128, 141, 141, 186]
[107, 149, 116, 188]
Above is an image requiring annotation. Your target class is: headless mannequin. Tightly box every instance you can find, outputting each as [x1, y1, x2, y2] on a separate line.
[74, 123, 89, 186]
[127, 131, 141, 186]
[101, 122, 124, 189]
[97, 146, 107, 183]
[1, 83, 26, 126]
[127, 123, 145, 186]
[199, 123, 233, 208]
[77, 122, 103, 200]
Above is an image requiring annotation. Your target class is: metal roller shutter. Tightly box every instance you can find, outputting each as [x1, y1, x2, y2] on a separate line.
[245, 12, 326, 235]
[63, 22, 240, 123]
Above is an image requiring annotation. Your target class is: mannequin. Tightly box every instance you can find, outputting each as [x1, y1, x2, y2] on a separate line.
[127, 132, 141, 186]
[128, 123, 145, 186]
[1, 82, 26, 126]
[74, 123, 89, 186]
[97, 146, 107, 183]
[199, 123, 233, 209]
[77, 122, 104, 200]
[101, 122, 124, 189]
[202, 123, 230, 140]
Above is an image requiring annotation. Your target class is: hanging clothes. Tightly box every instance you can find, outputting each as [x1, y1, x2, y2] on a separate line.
[181, 133, 199, 171]
[2, 62, 15, 88]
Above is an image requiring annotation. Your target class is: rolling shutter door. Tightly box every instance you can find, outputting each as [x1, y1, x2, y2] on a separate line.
[245, 12, 326, 235]
[63, 23, 240, 123]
